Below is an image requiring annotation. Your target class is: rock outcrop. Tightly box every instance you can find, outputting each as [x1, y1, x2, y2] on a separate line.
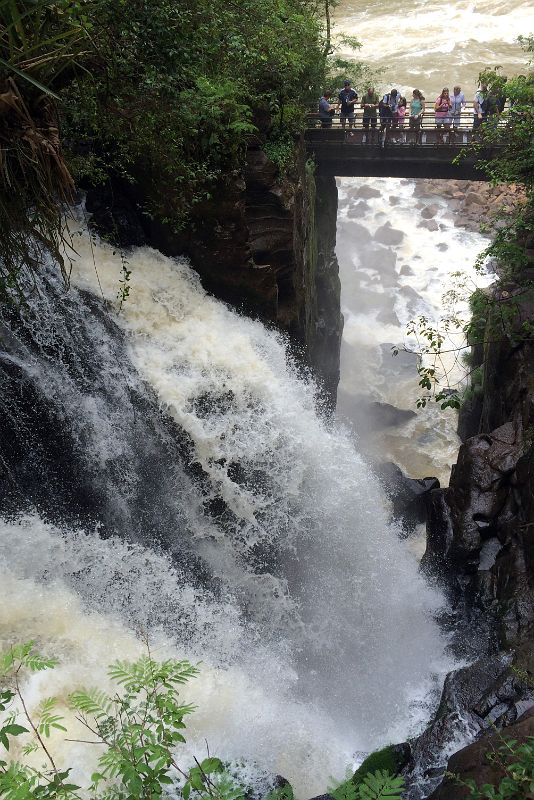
[86, 142, 343, 406]
[429, 705, 534, 800]
[412, 222, 534, 797]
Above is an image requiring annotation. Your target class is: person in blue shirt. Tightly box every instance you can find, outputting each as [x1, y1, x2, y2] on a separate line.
[338, 79, 358, 131]
[319, 90, 335, 127]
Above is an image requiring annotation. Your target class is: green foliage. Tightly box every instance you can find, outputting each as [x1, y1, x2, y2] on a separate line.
[352, 747, 404, 786]
[263, 135, 297, 177]
[459, 736, 534, 799]
[0, 0, 84, 300]
[0, 641, 244, 800]
[1, 642, 406, 800]
[358, 771, 404, 800]
[59, 0, 326, 229]
[330, 770, 404, 800]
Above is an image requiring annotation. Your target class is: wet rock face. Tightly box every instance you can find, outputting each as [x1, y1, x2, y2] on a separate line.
[422, 420, 534, 647]
[404, 647, 534, 800]
[422, 271, 534, 650]
[372, 461, 439, 533]
[428, 705, 534, 800]
[85, 145, 343, 405]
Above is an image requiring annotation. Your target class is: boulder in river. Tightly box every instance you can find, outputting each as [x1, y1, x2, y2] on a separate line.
[355, 185, 382, 199]
[418, 218, 439, 231]
[374, 222, 405, 246]
[367, 402, 416, 429]
[421, 204, 439, 219]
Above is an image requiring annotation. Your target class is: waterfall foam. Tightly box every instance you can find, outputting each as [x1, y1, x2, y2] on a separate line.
[0, 232, 452, 794]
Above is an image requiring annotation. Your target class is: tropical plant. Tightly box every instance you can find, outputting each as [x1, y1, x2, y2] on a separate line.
[0, 0, 88, 300]
[0, 640, 245, 800]
[457, 736, 534, 799]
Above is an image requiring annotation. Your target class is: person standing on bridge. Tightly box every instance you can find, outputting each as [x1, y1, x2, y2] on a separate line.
[361, 86, 380, 142]
[379, 89, 399, 133]
[450, 86, 466, 138]
[434, 87, 452, 143]
[338, 80, 358, 134]
[408, 89, 425, 144]
[473, 82, 489, 129]
[319, 90, 336, 128]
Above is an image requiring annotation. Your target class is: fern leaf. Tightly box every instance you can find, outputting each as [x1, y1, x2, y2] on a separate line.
[69, 688, 113, 718]
[358, 770, 404, 800]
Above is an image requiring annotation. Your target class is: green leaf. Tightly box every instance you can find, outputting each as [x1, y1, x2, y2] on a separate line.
[200, 757, 223, 774]
[2, 724, 28, 737]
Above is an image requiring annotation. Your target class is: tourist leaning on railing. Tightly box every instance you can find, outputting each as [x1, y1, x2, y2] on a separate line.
[319, 90, 336, 127]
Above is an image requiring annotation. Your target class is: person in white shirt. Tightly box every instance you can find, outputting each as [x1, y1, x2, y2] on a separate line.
[450, 86, 466, 129]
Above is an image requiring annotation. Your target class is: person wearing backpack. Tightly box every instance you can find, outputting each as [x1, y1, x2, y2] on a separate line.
[379, 89, 399, 131]
[361, 86, 380, 142]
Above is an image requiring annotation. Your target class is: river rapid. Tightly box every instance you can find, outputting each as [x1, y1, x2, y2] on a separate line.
[335, 0, 534, 98]
[334, 0, 532, 483]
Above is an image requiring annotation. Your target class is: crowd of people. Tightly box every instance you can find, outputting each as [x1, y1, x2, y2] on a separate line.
[318, 79, 506, 142]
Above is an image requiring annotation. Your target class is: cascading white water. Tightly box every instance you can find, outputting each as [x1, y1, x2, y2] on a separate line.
[0, 233, 452, 795]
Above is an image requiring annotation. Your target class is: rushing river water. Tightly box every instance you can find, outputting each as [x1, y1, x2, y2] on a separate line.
[335, 0, 534, 98]
[0, 235, 450, 795]
[333, 0, 533, 482]
[1, 2, 532, 797]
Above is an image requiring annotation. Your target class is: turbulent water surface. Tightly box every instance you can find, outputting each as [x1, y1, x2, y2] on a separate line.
[335, 0, 534, 97]
[0, 235, 450, 795]
[1, 1, 532, 795]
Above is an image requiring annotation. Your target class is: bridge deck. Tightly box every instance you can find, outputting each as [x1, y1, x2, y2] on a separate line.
[305, 106, 501, 179]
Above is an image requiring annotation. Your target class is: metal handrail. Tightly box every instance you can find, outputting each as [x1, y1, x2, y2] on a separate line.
[307, 102, 509, 130]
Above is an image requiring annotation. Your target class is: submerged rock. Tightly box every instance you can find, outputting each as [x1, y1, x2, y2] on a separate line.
[374, 223, 405, 246]
[367, 402, 416, 429]
[355, 185, 381, 199]
[417, 218, 439, 231]
[421, 204, 439, 219]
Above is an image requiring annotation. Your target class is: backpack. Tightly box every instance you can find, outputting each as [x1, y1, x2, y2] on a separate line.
[379, 93, 396, 114]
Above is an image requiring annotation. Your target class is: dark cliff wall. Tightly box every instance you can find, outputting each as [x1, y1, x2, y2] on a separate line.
[415, 240, 534, 798]
[422, 267, 534, 652]
[86, 143, 343, 406]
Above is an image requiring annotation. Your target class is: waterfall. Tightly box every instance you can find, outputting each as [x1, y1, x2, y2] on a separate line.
[0, 232, 451, 795]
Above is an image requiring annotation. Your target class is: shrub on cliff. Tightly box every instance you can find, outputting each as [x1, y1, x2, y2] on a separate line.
[59, 0, 326, 228]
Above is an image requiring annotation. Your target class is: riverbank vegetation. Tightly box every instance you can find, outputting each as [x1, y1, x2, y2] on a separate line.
[0, 0, 367, 299]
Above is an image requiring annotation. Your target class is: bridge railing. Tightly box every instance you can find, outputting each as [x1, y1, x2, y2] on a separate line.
[306, 103, 509, 146]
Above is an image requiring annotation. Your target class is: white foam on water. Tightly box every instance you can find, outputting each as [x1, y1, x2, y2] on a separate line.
[0, 231, 453, 796]
[333, 0, 532, 95]
[336, 176, 493, 482]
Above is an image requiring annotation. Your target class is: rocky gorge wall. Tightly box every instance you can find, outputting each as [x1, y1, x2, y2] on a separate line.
[400, 184, 534, 799]
[85, 142, 343, 408]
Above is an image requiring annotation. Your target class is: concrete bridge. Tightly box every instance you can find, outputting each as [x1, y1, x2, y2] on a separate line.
[304, 109, 500, 180]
